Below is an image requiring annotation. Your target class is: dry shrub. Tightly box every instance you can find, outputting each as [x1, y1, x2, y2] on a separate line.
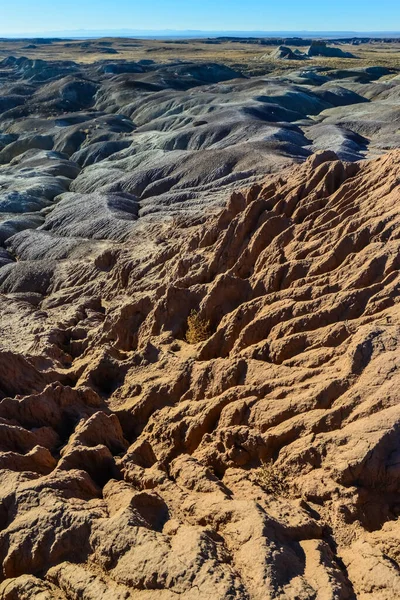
[185, 310, 210, 344]
[255, 460, 289, 497]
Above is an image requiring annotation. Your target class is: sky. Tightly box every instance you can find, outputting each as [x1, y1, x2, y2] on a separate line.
[1, 0, 399, 34]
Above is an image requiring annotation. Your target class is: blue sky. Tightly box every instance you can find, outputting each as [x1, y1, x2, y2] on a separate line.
[1, 0, 399, 33]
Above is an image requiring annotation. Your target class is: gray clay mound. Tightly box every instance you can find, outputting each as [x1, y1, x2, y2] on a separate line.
[0, 53, 398, 294]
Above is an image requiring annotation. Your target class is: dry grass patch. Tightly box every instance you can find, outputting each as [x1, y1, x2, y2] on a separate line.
[185, 310, 211, 344]
[255, 460, 290, 497]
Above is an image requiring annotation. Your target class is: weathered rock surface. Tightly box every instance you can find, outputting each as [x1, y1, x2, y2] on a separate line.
[0, 145, 399, 598]
[0, 47, 400, 598]
[0, 55, 398, 287]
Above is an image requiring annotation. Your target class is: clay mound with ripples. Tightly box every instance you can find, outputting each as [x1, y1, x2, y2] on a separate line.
[0, 149, 400, 599]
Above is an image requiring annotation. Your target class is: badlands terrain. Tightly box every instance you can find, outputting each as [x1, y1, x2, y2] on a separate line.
[0, 36, 399, 599]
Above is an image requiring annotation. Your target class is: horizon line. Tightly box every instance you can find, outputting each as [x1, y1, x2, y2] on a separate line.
[1, 28, 400, 37]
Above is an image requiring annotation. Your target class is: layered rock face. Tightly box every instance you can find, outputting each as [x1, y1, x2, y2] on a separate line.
[0, 145, 399, 598]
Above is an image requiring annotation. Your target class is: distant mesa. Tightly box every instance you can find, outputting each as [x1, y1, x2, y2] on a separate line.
[266, 39, 358, 61]
[307, 40, 356, 58]
[269, 45, 307, 60]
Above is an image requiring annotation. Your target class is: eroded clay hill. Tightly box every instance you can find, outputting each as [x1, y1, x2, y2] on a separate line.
[0, 149, 400, 599]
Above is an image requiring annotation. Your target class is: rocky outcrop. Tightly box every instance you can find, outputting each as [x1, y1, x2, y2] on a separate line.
[0, 148, 399, 598]
[0, 40, 400, 599]
[269, 45, 307, 60]
[307, 40, 356, 58]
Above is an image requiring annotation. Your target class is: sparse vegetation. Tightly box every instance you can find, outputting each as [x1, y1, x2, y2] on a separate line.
[185, 310, 211, 344]
[255, 460, 290, 497]
[0, 38, 398, 76]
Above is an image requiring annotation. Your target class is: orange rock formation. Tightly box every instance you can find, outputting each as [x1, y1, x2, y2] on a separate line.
[0, 150, 400, 599]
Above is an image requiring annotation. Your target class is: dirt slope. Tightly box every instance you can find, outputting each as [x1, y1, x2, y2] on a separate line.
[0, 149, 400, 599]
